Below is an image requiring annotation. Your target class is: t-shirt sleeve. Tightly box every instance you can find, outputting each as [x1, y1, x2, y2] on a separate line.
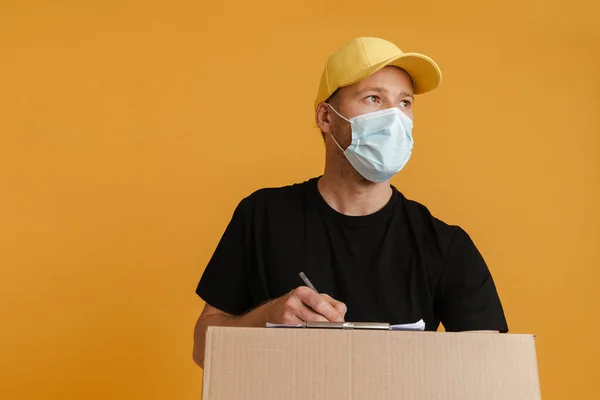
[437, 227, 509, 333]
[195, 198, 254, 316]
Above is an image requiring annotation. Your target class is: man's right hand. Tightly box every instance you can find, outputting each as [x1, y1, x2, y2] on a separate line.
[263, 286, 347, 325]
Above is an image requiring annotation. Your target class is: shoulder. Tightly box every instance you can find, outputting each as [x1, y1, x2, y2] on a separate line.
[397, 191, 489, 274]
[394, 189, 464, 254]
[397, 191, 460, 235]
[235, 177, 317, 214]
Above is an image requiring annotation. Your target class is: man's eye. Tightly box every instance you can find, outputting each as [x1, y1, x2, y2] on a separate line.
[367, 95, 380, 103]
[400, 100, 412, 108]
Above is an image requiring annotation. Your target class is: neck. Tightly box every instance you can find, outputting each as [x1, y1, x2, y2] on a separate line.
[318, 170, 393, 216]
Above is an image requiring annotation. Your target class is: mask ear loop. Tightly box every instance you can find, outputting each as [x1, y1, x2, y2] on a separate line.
[327, 103, 353, 123]
[326, 103, 352, 152]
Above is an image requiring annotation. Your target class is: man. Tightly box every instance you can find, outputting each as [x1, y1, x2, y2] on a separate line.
[192, 37, 508, 368]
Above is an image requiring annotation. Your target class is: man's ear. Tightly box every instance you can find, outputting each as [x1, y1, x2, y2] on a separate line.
[315, 102, 333, 134]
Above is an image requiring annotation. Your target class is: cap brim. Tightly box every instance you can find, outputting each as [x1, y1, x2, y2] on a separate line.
[339, 52, 442, 95]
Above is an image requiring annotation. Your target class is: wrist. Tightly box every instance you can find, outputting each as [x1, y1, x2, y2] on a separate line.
[260, 298, 275, 325]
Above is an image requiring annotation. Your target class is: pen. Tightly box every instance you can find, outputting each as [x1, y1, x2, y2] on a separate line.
[299, 271, 318, 292]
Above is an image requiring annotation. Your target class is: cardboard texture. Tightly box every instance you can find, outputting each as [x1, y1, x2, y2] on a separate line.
[202, 326, 541, 400]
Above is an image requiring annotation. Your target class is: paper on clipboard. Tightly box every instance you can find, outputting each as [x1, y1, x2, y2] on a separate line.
[390, 319, 425, 331]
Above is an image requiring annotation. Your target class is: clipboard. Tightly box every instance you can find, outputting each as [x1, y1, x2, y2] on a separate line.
[266, 319, 425, 331]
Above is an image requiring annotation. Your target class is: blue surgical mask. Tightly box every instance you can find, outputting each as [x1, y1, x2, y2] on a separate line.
[328, 104, 414, 183]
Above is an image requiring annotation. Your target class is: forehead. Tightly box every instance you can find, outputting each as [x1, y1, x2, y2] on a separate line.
[347, 66, 414, 95]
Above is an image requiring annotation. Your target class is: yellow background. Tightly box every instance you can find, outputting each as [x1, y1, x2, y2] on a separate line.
[1, 1, 598, 399]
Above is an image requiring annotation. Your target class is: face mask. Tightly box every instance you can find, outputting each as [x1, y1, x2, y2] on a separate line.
[328, 104, 414, 183]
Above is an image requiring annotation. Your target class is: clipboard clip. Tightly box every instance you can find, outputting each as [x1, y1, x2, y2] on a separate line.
[305, 321, 391, 330]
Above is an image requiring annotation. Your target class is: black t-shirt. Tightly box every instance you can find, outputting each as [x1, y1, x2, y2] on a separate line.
[196, 177, 508, 332]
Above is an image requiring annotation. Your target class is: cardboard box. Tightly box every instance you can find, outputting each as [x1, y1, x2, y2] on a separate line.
[202, 326, 541, 399]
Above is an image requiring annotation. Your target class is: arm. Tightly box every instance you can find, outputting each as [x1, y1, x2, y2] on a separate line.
[437, 227, 508, 333]
[193, 302, 269, 368]
[193, 287, 347, 368]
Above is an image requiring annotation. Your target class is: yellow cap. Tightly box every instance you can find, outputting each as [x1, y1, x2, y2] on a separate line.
[314, 37, 442, 110]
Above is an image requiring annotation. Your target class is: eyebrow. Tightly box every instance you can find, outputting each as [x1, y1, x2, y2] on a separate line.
[355, 87, 414, 98]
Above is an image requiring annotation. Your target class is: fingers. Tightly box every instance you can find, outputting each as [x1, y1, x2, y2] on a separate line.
[281, 292, 328, 323]
[272, 287, 348, 324]
[294, 287, 344, 322]
[321, 293, 347, 320]
[290, 295, 330, 322]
